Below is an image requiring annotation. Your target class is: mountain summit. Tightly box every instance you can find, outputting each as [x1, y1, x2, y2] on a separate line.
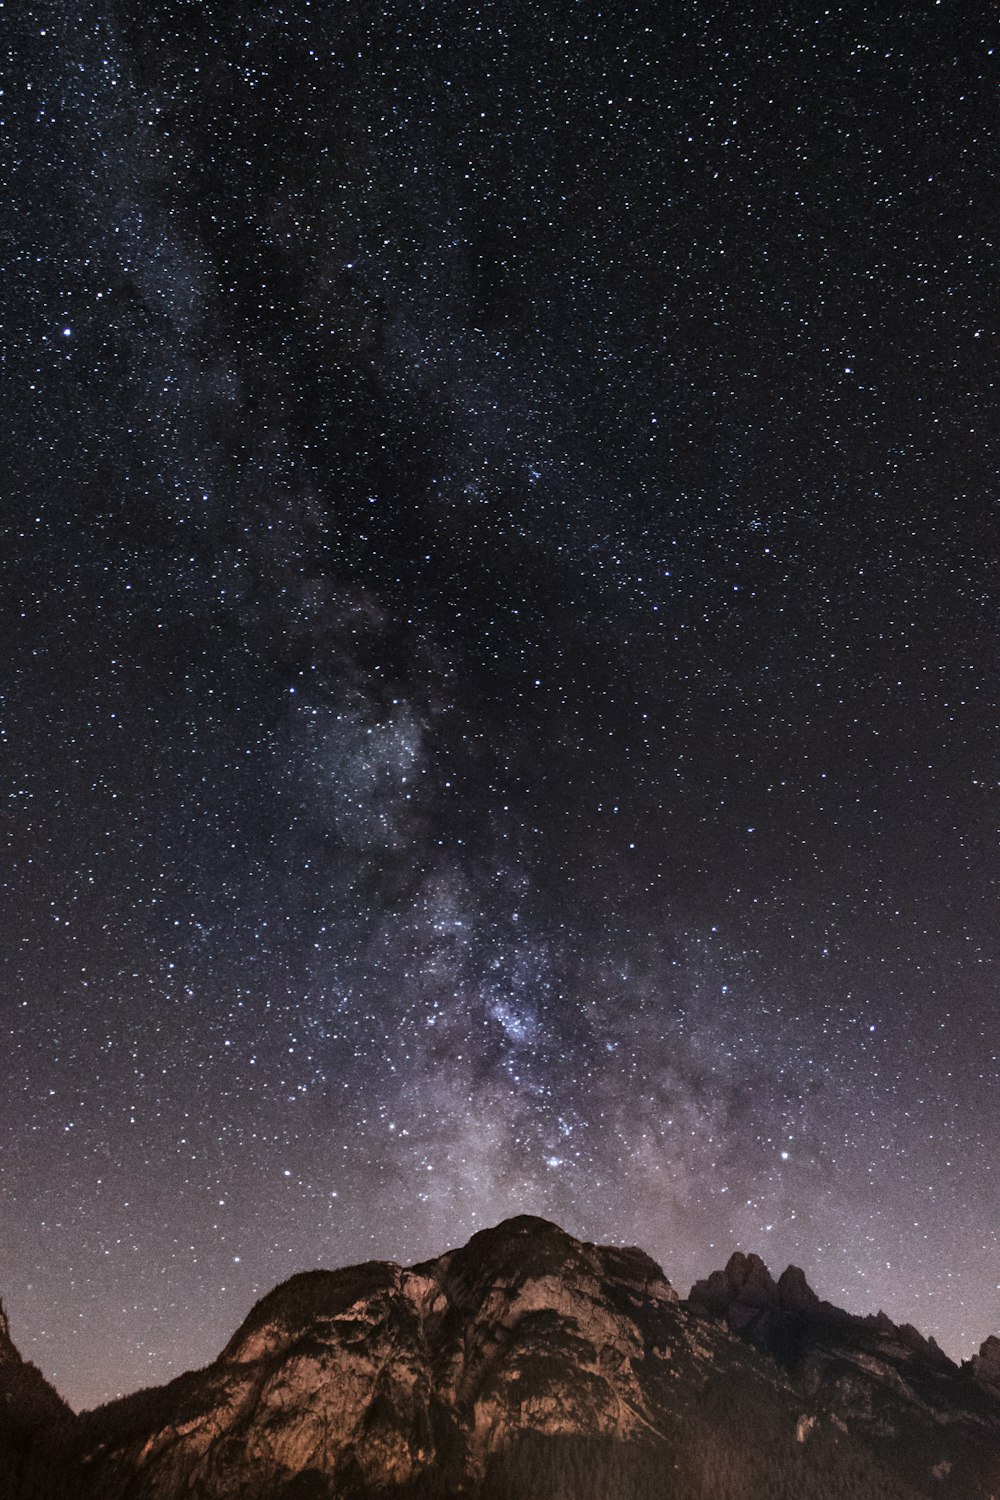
[5, 1216, 1000, 1499]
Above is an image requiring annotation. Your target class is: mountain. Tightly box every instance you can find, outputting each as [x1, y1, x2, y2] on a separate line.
[687, 1248, 1000, 1495]
[0, 1299, 74, 1500]
[6, 1217, 1000, 1498]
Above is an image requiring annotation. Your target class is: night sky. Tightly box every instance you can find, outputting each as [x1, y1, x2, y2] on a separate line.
[4, 2, 997, 1412]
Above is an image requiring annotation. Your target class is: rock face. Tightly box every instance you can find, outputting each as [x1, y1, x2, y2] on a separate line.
[5, 1219, 1000, 1499]
[970, 1335, 1000, 1390]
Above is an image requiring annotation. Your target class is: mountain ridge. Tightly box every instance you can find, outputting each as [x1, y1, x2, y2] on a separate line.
[3, 1216, 1000, 1499]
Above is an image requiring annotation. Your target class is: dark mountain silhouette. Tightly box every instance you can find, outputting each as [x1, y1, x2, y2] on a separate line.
[6, 1218, 1000, 1498]
[0, 1300, 74, 1500]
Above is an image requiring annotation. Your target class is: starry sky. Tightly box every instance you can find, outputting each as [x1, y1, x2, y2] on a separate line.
[3, 1, 997, 1412]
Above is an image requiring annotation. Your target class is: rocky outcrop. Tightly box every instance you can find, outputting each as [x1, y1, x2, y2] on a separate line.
[970, 1334, 1000, 1389]
[776, 1264, 820, 1314]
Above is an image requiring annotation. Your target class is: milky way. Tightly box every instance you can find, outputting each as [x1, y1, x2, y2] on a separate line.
[4, 3, 997, 1409]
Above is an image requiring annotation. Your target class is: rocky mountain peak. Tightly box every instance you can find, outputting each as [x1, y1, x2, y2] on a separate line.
[425, 1214, 678, 1311]
[688, 1251, 823, 1328]
[776, 1263, 820, 1312]
[65, 1217, 691, 1499]
[971, 1334, 1000, 1388]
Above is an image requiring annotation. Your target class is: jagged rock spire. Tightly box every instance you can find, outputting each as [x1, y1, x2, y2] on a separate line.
[689, 1251, 820, 1324]
[971, 1334, 1000, 1388]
